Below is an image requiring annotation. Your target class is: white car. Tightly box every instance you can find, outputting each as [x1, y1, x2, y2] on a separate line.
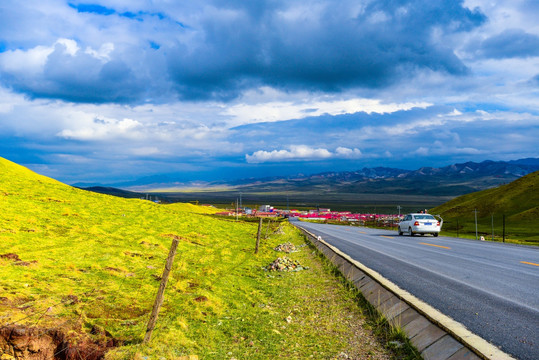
[398, 213, 441, 237]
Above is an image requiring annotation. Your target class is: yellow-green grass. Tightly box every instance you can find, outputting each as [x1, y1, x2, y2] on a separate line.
[430, 170, 539, 245]
[0, 157, 398, 359]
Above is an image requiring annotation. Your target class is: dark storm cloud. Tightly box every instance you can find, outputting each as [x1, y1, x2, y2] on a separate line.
[0, 0, 486, 103]
[167, 0, 486, 100]
[1, 42, 150, 103]
[472, 29, 539, 59]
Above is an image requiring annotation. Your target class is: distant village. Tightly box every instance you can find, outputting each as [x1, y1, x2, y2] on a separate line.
[139, 195, 411, 227]
[215, 204, 404, 226]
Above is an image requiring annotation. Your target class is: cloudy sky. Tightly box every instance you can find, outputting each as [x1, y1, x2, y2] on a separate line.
[1, 0, 538, 185]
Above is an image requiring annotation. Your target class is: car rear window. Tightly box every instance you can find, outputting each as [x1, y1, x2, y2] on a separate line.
[414, 215, 435, 220]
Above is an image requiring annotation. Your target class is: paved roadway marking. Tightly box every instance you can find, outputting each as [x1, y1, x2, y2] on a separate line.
[419, 242, 451, 250]
[380, 235, 394, 239]
[358, 231, 367, 234]
[520, 261, 539, 267]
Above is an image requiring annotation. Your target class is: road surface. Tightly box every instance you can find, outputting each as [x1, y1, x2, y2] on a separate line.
[293, 220, 539, 360]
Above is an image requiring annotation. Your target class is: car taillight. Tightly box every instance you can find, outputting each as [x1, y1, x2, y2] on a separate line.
[414, 221, 419, 226]
[437, 221, 440, 226]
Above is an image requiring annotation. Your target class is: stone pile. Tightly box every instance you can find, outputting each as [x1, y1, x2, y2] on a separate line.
[265, 256, 308, 272]
[273, 242, 297, 253]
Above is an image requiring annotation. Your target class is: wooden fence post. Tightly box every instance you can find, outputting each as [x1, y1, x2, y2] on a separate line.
[143, 237, 180, 344]
[255, 217, 262, 254]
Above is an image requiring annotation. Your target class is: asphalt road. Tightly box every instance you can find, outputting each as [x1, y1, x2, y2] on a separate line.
[292, 220, 539, 360]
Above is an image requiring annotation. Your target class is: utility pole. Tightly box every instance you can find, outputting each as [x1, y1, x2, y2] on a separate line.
[473, 209, 479, 241]
[502, 214, 506, 243]
[236, 198, 239, 221]
[239, 192, 242, 209]
[397, 205, 401, 217]
[491, 214, 494, 241]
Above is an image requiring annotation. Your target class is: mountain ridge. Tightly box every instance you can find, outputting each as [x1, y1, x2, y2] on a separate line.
[73, 158, 539, 197]
[206, 158, 539, 196]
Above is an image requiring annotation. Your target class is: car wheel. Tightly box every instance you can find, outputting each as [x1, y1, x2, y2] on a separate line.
[398, 228, 403, 236]
[409, 228, 414, 236]
[433, 233, 439, 237]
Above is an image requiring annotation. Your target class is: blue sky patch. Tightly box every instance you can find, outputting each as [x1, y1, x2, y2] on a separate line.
[68, 3, 116, 15]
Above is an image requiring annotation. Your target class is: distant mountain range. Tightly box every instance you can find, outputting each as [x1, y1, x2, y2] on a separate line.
[228, 158, 539, 196]
[77, 158, 539, 198]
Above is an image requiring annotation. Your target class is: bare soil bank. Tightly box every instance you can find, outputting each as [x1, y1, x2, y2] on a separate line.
[0, 325, 118, 360]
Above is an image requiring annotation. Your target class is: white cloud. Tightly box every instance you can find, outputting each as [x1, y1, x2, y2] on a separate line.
[0, 38, 116, 78]
[223, 88, 432, 127]
[0, 45, 53, 74]
[335, 147, 362, 158]
[414, 147, 430, 156]
[246, 145, 362, 163]
[57, 118, 142, 140]
[246, 145, 331, 163]
[85, 42, 114, 62]
[413, 142, 485, 156]
[56, 38, 80, 56]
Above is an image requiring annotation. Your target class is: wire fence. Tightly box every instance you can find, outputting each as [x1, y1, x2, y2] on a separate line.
[0, 245, 168, 360]
[1, 217, 280, 360]
[440, 213, 537, 244]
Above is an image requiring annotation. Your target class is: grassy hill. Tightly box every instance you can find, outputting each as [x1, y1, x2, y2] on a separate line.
[0, 157, 402, 359]
[430, 170, 539, 244]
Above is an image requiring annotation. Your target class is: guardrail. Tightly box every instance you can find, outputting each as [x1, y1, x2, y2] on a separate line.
[293, 223, 515, 360]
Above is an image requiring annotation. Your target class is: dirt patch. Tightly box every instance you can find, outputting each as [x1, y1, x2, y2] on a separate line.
[104, 267, 121, 272]
[124, 251, 153, 260]
[0, 254, 37, 267]
[62, 296, 79, 305]
[0, 325, 119, 360]
[0, 254, 21, 262]
[14, 261, 38, 267]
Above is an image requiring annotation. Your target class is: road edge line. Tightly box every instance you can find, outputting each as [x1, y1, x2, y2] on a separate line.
[295, 224, 516, 360]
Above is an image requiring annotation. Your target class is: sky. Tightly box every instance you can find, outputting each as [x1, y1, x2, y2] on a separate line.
[1, 0, 538, 185]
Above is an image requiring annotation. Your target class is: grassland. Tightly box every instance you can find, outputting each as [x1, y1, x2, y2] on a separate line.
[430, 170, 539, 245]
[152, 190, 451, 216]
[0, 157, 414, 359]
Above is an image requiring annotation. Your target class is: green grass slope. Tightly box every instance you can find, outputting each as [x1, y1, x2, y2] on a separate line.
[430, 170, 539, 244]
[0, 157, 400, 359]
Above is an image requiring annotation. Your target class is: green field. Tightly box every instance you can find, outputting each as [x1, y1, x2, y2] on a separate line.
[152, 190, 452, 215]
[430, 171, 539, 245]
[0, 157, 415, 359]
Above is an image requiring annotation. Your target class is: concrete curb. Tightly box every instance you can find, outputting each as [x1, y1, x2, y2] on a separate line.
[294, 224, 516, 360]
